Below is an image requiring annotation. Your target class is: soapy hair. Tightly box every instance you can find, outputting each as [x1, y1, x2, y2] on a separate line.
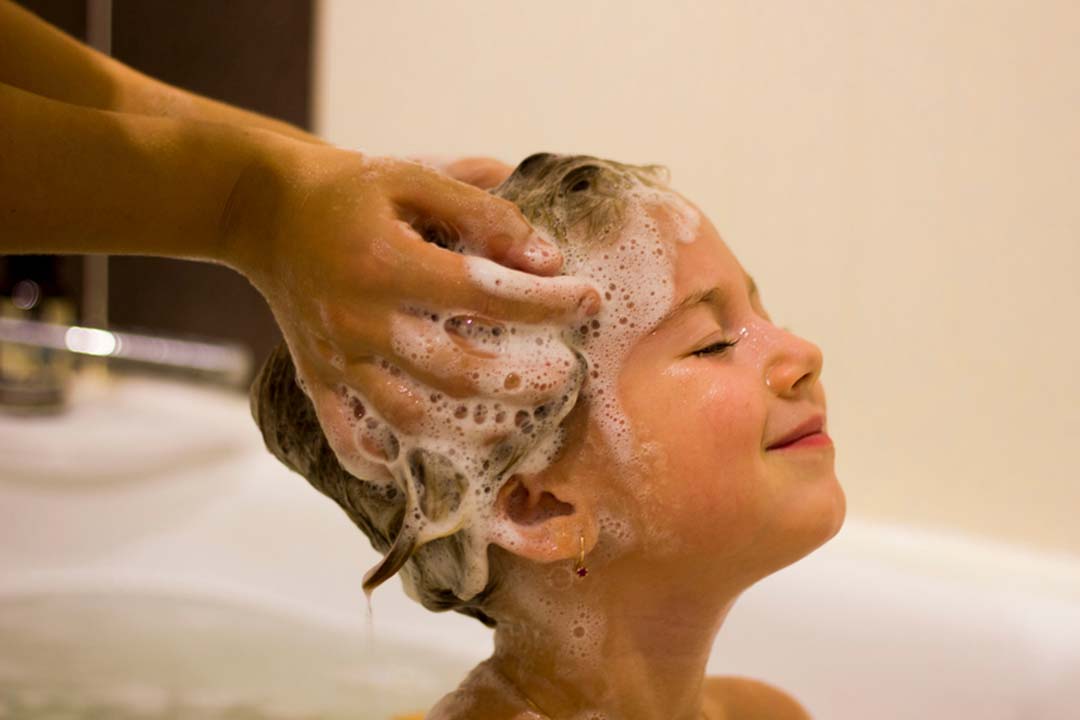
[250, 341, 501, 626]
[249, 154, 673, 627]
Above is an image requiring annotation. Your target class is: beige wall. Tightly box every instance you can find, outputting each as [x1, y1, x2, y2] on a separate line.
[313, 1, 1079, 557]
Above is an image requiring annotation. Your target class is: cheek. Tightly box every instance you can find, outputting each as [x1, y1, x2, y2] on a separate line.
[699, 379, 762, 453]
[680, 376, 766, 515]
[623, 366, 768, 538]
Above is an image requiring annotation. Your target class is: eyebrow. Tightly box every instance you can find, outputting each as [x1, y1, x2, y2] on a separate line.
[648, 274, 758, 334]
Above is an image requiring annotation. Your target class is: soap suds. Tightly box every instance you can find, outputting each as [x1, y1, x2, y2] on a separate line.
[303, 155, 700, 605]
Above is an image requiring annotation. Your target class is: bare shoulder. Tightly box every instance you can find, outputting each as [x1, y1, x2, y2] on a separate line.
[703, 675, 813, 720]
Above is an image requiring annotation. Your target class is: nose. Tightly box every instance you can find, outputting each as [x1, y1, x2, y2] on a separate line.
[764, 329, 823, 399]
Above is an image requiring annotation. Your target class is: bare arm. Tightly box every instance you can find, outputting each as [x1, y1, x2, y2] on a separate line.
[0, 78, 596, 428]
[0, 0, 598, 471]
[0, 81, 261, 260]
[0, 0, 319, 143]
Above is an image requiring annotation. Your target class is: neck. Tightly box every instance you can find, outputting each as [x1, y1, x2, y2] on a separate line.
[487, 554, 741, 720]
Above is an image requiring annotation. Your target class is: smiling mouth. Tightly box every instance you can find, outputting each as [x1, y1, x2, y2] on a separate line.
[766, 415, 831, 451]
[767, 432, 832, 451]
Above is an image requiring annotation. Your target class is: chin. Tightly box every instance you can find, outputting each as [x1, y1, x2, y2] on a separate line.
[764, 471, 847, 577]
[801, 471, 846, 553]
[817, 474, 847, 544]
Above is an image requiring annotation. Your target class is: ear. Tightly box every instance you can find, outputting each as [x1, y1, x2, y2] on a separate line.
[489, 472, 597, 564]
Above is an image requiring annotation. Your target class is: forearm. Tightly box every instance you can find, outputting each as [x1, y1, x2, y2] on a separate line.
[0, 0, 320, 143]
[0, 81, 278, 265]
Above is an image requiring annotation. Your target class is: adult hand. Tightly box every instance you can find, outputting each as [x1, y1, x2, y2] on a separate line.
[225, 142, 598, 460]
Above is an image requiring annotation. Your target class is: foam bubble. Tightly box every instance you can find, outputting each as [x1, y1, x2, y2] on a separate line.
[508, 176, 698, 464]
[335, 328, 585, 599]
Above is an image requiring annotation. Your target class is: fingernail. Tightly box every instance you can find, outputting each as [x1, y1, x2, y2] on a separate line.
[524, 233, 552, 253]
[578, 288, 602, 316]
[521, 233, 564, 274]
[531, 229, 555, 244]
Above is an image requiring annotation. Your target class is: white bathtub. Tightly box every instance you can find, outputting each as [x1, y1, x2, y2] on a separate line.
[2, 376, 1078, 719]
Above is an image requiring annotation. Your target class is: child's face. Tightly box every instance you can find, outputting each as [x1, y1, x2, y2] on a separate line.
[603, 204, 844, 583]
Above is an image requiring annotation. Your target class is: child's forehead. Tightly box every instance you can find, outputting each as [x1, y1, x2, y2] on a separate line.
[668, 215, 747, 293]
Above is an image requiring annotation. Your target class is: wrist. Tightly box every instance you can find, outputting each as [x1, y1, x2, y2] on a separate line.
[221, 136, 375, 294]
[217, 129, 303, 284]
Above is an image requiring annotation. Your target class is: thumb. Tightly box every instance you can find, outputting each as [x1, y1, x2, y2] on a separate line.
[441, 156, 515, 190]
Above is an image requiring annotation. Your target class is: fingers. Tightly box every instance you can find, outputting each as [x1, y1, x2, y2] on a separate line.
[340, 357, 430, 433]
[449, 254, 603, 321]
[382, 224, 601, 325]
[302, 354, 427, 467]
[384, 161, 563, 276]
[300, 368, 397, 484]
[296, 303, 587, 439]
[284, 247, 598, 403]
[288, 330, 423, 460]
[384, 311, 583, 404]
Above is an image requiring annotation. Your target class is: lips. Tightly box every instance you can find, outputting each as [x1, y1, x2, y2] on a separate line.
[766, 415, 827, 450]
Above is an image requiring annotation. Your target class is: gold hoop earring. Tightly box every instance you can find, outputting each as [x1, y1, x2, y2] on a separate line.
[574, 532, 588, 578]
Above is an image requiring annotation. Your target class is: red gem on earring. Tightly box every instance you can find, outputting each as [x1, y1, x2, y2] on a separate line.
[576, 566, 589, 578]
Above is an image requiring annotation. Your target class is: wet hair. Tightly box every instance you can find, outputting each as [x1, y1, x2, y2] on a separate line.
[249, 154, 665, 627]
[250, 341, 500, 626]
[492, 153, 667, 244]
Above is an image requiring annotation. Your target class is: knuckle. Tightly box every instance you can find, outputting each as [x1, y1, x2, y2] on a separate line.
[493, 200, 527, 234]
[319, 304, 354, 338]
[352, 245, 391, 291]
